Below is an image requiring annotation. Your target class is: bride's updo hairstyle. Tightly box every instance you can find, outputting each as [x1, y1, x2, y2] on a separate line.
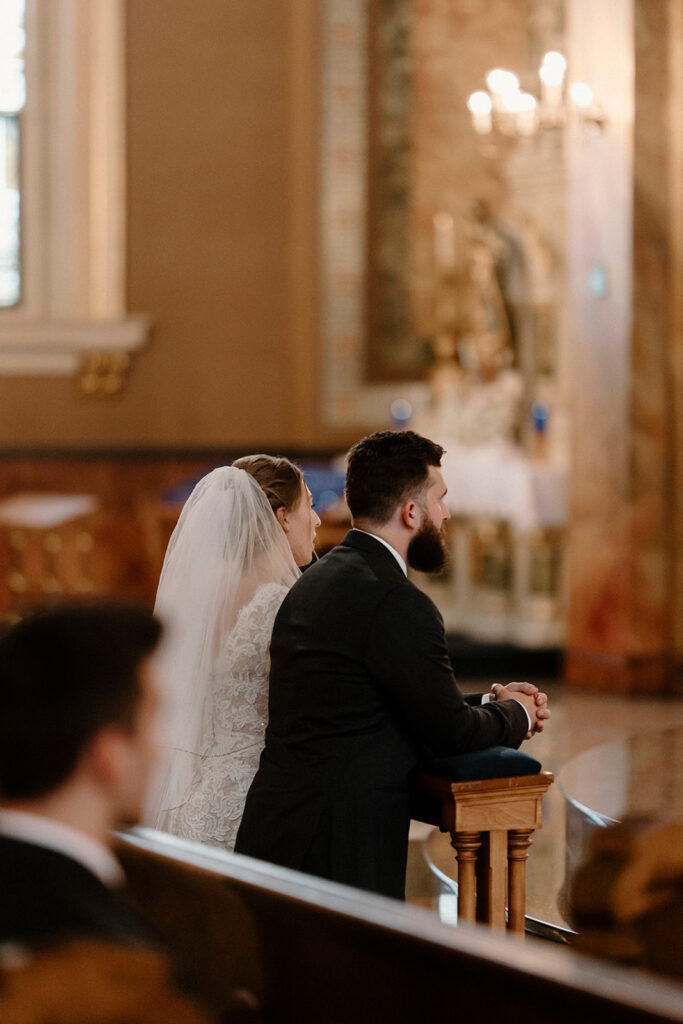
[232, 454, 304, 516]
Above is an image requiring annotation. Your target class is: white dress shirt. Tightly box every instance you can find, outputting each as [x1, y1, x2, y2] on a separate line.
[0, 809, 124, 888]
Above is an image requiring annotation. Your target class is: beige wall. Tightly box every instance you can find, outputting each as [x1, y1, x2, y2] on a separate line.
[0, 0, 325, 451]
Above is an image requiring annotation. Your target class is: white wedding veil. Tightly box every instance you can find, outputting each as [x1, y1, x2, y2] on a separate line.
[144, 465, 300, 826]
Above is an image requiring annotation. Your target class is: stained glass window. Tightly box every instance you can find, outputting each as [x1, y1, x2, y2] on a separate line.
[0, 0, 24, 308]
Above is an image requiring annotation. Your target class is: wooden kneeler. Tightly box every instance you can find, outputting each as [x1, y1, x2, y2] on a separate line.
[412, 771, 554, 933]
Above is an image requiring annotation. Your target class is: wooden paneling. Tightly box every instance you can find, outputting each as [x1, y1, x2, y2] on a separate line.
[0, 449, 344, 609]
[0, 1, 297, 450]
[0, 454, 218, 605]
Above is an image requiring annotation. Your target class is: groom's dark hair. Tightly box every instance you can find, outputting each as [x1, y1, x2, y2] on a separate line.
[0, 601, 162, 800]
[345, 430, 444, 524]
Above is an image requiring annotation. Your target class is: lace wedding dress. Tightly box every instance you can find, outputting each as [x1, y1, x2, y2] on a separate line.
[144, 466, 300, 850]
[157, 582, 287, 850]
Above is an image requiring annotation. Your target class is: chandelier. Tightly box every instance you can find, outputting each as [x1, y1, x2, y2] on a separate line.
[466, 51, 603, 137]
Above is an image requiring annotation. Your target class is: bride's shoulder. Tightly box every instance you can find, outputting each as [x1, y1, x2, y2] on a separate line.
[222, 582, 290, 657]
[253, 580, 290, 605]
[238, 581, 290, 623]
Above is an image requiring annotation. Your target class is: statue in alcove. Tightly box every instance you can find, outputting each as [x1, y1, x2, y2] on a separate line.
[417, 202, 523, 446]
[458, 201, 517, 381]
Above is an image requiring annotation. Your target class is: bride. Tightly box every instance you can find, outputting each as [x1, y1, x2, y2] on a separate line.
[146, 456, 320, 850]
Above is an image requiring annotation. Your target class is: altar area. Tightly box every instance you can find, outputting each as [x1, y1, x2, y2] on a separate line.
[413, 441, 567, 648]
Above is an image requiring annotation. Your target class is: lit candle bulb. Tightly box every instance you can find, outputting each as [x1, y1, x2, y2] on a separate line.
[499, 87, 524, 135]
[569, 82, 593, 109]
[569, 83, 604, 129]
[515, 92, 538, 136]
[467, 90, 493, 134]
[433, 211, 455, 275]
[539, 50, 567, 123]
[486, 68, 519, 113]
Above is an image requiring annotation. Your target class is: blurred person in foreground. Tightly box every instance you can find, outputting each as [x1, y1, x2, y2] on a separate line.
[0, 603, 162, 948]
[0, 602, 213, 1023]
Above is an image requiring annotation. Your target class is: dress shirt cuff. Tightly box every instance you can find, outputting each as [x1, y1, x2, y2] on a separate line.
[511, 697, 532, 731]
[483, 691, 531, 732]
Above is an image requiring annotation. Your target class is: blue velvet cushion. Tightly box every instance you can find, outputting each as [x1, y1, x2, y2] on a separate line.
[420, 746, 541, 781]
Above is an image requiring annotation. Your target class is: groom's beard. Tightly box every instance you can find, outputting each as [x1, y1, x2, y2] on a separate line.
[407, 518, 449, 574]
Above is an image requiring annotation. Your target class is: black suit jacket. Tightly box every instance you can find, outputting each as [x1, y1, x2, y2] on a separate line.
[235, 530, 528, 898]
[0, 835, 153, 949]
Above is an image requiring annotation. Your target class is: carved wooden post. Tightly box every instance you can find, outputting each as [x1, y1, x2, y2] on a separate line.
[507, 829, 534, 933]
[451, 831, 481, 923]
[476, 830, 508, 930]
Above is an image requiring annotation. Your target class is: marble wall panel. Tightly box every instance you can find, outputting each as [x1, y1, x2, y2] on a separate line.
[565, 0, 681, 690]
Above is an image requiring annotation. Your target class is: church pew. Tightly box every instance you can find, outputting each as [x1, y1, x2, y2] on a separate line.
[114, 828, 683, 1024]
[569, 816, 683, 981]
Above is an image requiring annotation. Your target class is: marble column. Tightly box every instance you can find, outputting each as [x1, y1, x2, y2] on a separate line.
[565, 0, 681, 692]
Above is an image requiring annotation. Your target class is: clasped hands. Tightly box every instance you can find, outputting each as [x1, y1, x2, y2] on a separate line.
[489, 681, 550, 740]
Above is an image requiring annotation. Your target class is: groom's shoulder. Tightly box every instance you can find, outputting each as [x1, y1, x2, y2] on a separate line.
[317, 534, 402, 580]
[288, 541, 441, 616]
[285, 536, 404, 599]
[294, 540, 384, 585]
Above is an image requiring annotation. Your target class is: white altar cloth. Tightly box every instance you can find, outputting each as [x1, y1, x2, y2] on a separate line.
[440, 442, 568, 532]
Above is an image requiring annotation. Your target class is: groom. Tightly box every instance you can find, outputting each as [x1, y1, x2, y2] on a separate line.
[235, 431, 549, 899]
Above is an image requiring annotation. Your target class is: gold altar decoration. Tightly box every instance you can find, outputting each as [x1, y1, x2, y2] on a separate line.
[79, 351, 132, 397]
